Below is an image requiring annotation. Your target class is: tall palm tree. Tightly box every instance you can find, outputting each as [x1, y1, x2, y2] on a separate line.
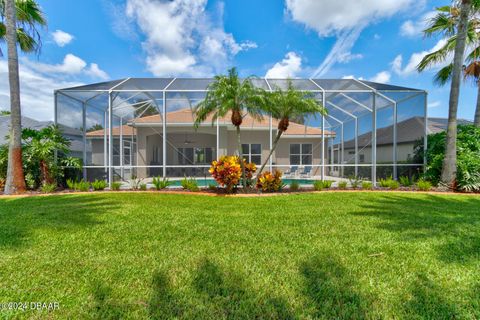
[1, 0, 45, 194]
[194, 68, 264, 188]
[417, 4, 480, 127]
[464, 58, 480, 126]
[442, 0, 472, 189]
[256, 81, 326, 177]
[0, 0, 46, 55]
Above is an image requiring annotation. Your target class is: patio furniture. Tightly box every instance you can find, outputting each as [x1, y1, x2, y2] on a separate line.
[284, 166, 298, 177]
[299, 166, 312, 178]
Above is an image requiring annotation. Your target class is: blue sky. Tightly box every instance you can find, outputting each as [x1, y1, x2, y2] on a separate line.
[1, 0, 476, 122]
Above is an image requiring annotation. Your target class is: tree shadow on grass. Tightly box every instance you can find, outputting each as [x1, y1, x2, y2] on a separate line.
[300, 252, 374, 319]
[352, 194, 480, 264]
[148, 258, 295, 319]
[92, 281, 130, 320]
[0, 195, 119, 248]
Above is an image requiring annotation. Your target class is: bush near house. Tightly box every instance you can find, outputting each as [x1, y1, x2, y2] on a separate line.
[209, 156, 256, 193]
[414, 124, 480, 192]
[256, 170, 284, 192]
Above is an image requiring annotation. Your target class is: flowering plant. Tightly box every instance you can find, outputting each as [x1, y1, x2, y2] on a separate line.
[256, 170, 284, 192]
[210, 156, 257, 192]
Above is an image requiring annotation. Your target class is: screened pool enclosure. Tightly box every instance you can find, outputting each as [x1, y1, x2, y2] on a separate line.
[54, 78, 427, 186]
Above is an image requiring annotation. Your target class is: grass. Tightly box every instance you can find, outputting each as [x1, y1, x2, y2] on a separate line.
[0, 192, 479, 319]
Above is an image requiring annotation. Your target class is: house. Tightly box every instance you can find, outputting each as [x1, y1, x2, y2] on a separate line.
[0, 115, 87, 158]
[86, 108, 334, 179]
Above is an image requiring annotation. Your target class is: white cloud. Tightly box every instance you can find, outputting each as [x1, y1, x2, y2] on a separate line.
[337, 52, 363, 63]
[86, 63, 109, 80]
[121, 0, 256, 77]
[400, 11, 436, 37]
[0, 59, 83, 122]
[23, 54, 109, 80]
[286, 0, 425, 36]
[370, 71, 391, 83]
[265, 52, 302, 78]
[285, 0, 425, 77]
[392, 39, 448, 76]
[51, 30, 74, 47]
[428, 100, 441, 108]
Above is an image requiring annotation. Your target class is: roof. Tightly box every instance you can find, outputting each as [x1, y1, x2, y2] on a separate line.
[0, 115, 85, 153]
[58, 77, 423, 93]
[339, 117, 473, 148]
[87, 108, 333, 137]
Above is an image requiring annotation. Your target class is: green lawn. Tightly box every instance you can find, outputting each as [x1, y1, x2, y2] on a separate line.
[0, 192, 479, 319]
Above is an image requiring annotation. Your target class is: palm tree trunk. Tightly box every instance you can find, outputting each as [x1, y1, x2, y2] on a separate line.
[257, 130, 283, 177]
[475, 81, 480, 127]
[440, 0, 471, 189]
[236, 126, 246, 189]
[4, 0, 26, 194]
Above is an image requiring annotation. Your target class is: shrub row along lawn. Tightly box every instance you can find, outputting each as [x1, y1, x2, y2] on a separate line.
[0, 192, 479, 319]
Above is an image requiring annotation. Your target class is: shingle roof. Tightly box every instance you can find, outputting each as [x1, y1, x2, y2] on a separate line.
[339, 117, 473, 148]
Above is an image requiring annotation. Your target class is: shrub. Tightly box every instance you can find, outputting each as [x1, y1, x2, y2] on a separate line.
[313, 180, 332, 191]
[414, 124, 480, 190]
[130, 175, 143, 190]
[139, 183, 147, 191]
[399, 176, 413, 187]
[66, 178, 76, 190]
[91, 179, 107, 191]
[40, 183, 56, 193]
[152, 176, 171, 190]
[209, 156, 256, 193]
[348, 176, 361, 189]
[181, 177, 199, 192]
[0, 177, 4, 192]
[338, 181, 348, 189]
[256, 171, 283, 192]
[111, 182, 122, 191]
[289, 180, 300, 191]
[388, 180, 400, 190]
[416, 179, 432, 191]
[208, 183, 217, 191]
[76, 180, 90, 192]
[362, 181, 373, 190]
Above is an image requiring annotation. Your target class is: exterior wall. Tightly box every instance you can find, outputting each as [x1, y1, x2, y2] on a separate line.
[274, 138, 323, 175]
[91, 139, 104, 165]
[341, 143, 417, 164]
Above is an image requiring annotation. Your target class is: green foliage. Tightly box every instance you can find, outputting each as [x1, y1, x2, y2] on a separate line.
[399, 176, 414, 187]
[378, 177, 400, 190]
[91, 179, 107, 191]
[0, 125, 82, 190]
[66, 179, 76, 190]
[40, 183, 56, 193]
[130, 176, 144, 190]
[152, 176, 171, 190]
[338, 181, 348, 190]
[76, 180, 90, 192]
[389, 180, 400, 190]
[416, 179, 433, 191]
[362, 181, 373, 190]
[289, 180, 300, 191]
[0, 110, 10, 115]
[110, 182, 122, 191]
[348, 176, 361, 189]
[181, 177, 199, 192]
[140, 183, 147, 191]
[414, 125, 480, 191]
[313, 180, 333, 191]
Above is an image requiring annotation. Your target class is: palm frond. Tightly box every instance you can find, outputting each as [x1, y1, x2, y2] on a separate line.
[433, 64, 453, 86]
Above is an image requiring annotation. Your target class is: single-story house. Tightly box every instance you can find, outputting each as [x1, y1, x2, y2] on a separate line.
[86, 108, 334, 178]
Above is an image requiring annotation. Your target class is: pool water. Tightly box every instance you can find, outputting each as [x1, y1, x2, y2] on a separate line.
[166, 178, 317, 187]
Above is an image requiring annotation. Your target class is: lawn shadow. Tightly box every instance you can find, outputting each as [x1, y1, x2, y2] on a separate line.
[300, 252, 374, 319]
[401, 273, 459, 318]
[91, 281, 130, 320]
[148, 258, 295, 319]
[0, 195, 119, 248]
[353, 194, 480, 264]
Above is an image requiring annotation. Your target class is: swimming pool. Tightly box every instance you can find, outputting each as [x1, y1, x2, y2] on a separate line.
[165, 178, 318, 187]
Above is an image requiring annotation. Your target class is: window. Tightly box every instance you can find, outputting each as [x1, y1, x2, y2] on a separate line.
[359, 154, 365, 163]
[290, 143, 312, 165]
[177, 147, 214, 165]
[242, 143, 261, 165]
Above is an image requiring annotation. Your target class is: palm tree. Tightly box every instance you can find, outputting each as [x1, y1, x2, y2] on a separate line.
[417, 4, 480, 127]
[442, 0, 472, 188]
[194, 68, 264, 188]
[256, 81, 326, 177]
[1, 0, 46, 194]
[464, 58, 480, 126]
[0, 0, 47, 55]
